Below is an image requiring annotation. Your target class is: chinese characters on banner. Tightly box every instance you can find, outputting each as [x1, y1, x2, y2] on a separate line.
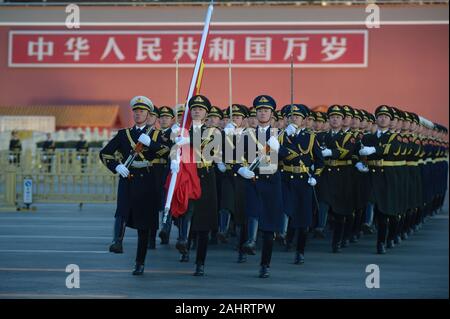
[9, 30, 368, 67]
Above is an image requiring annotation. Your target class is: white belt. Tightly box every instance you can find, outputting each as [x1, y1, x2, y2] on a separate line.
[130, 161, 151, 168]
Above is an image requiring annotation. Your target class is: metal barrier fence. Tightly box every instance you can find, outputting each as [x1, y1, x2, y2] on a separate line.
[0, 150, 119, 209]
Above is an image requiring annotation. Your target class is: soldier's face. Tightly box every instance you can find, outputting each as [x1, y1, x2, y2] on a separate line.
[159, 116, 173, 129]
[352, 118, 360, 128]
[291, 115, 303, 127]
[257, 108, 272, 124]
[329, 115, 343, 129]
[314, 121, 323, 131]
[376, 114, 391, 128]
[306, 117, 314, 128]
[249, 116, 258, 128]
[389, 118, 398, 129]
[232, 115, 244, 128]
[343, 116, 352, 127]
[133, 109, 148, 125]
[402, 120, 411, 131]
[191, 107, 207, 121]
[207, 116, 221, 127]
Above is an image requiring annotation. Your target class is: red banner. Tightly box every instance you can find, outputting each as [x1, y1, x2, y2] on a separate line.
[9, 30, 368, 68]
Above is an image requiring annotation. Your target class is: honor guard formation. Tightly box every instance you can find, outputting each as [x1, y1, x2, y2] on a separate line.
[99, 95, 448, 278]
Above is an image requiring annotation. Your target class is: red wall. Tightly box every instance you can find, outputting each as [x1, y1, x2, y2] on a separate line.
[0, 24, 448, 128]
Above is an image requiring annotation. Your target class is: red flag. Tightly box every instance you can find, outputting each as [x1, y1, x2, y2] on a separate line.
[164, 161, 201, 218]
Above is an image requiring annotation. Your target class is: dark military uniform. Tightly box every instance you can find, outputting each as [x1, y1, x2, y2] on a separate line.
[174, 95, 220, 276]
[100, 125, 164, 231]
[155, 106, 177, 246]
[99, 95, 164, 275]
[280, 104, 324, 264]
[218, 104, 249, 262]
[318, 105, 358, 253]
[361, 105, 404, 254]
[233, 95, 290, 278]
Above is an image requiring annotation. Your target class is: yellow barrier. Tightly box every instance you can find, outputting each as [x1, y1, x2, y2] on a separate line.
[0, 150, 120, 207]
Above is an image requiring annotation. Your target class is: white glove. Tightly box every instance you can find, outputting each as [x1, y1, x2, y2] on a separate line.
[355, 162, 369, 173]
[267, 136, 280, 153]
[224, 123, 236, 136]
[359, 146, 376, 156]
[321, 148, 332, 158]
[138, 134, 151, 146]
[171, 123, 180, 135]
[285, 124, 297, 136]
[115, 164, 130, 178]
[175, 136, 190, 147]
[237, 167, 255, 179]
[217, 162, 227, 173]
[170, 159, 180, 174]
[308, 176, 317, 186]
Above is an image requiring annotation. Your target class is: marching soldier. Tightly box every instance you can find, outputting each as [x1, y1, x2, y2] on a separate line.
[318, 105, 358, 253]
[99, 96, 165, 275]
[280, 104, 324, 264]
[234, 95, 290, 278]
[42, 133, 56, 173]
[153, 106, 175, 246]
[206, 105, 225, 245]
[172, 95, 221, 276]
[9, 130, 22, 166]
[247, 107, 258, 130]
[313, 111, 329, 239]
[218, 104, 249, 263]
[360, 105, 404, 254]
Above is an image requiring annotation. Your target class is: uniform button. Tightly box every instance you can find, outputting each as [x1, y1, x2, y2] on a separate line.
[290, 175, 294, 179]
[381, 169, 384, 172]
[372, 169, 376, 173]
[256, 176, 259, 179]
[233, 173, 237, 177]
[337, 168, 340, 172]
[300, 175, 303, 179]
[328, 168, 331, 172]
[201, 175, 204, 178]
[140, 174, 143, 177]
[266, 175, 269, 179]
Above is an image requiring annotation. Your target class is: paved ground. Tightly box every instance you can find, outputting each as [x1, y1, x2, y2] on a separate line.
[0, 202, 448, 299]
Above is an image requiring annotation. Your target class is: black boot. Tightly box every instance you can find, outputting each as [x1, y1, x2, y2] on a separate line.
[387, 239, 395, 249]
[179, 253, 190, 262]
[158, 209, 172, 245]
[294, 251, 305, 264]
[176, 213, 191, 255]
[377, 242, 386, 254]
[132, 263, 144, 276]
[242, 217, 258, 255]
[237, 251, 247, 263]
[332, 215, 345, 253]
[259, 265, 270, 278]
[193, 264, 205, 276]
[147, 229, 156, 250]
[109, 217, 126, 254]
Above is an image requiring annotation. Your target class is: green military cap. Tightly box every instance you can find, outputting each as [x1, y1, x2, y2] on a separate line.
[327, 104, 344, 118]
[208, 106, 224, 120]
[353, 108, 363, 121]
[342, 105, 354, 118]
[225, 104, 247, 118]
[248, 106, 257, 117]
[375, 105, 393, 119]
[159, 106, 175, 118]
[314, 111, 327, 123]
[189, 95, 211, 112]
